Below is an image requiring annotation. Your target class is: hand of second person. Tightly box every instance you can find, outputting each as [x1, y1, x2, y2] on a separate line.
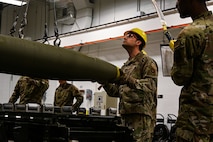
[116, 72, 136, 86]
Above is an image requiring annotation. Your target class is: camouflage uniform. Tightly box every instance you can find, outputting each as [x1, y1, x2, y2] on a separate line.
[9, 76, 49, 105]
[103, 52, 158, 142]
[54, 82, 83, 112]
[171, 11, 213, 142]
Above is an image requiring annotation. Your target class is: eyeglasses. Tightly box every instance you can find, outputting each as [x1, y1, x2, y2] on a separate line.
[124, 33, 138, 39]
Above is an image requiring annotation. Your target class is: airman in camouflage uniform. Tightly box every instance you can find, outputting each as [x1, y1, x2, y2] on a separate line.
[171, 0, 213, 141]
[102, 28, 158, 142]
[54, 80, 83, 112]
[9, 76, 49, 105]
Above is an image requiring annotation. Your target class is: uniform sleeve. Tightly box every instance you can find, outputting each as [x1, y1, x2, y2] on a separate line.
[28, 78, 49, 90]
[171, 34, 197, 86]
[72, 85, 83, 112]
[103, 83, 120, 97]
[40, 79, 49, 92]
[8, 79, 21, 103]
[132, 60, 158, 94]
[103, 57, 158, 97]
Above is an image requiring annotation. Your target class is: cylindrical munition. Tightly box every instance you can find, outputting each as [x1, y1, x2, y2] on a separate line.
[0, 34, 120, 81]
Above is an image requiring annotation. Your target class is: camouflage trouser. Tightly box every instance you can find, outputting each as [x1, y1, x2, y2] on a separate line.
[121, 114, 155, 142]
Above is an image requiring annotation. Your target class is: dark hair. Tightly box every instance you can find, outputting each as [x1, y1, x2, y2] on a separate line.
[134, 33, 146, 50]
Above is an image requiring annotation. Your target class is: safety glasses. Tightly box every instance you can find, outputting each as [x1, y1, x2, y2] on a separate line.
[124, 32, 138, 39]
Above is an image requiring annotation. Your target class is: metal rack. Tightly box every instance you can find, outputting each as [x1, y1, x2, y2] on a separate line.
[0, 103, 133, 142]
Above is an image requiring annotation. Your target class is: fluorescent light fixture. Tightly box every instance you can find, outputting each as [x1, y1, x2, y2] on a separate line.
[0, 0, 26, 6]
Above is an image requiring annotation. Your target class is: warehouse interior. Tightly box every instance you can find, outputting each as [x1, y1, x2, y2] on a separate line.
[0, 0, 212, 141]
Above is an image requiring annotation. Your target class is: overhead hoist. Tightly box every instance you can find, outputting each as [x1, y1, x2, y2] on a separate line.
[42, 0, 49, 44]
[10, 0, 30, 39]
[9, 0, 61, 47]
[53, 0, 61, 47]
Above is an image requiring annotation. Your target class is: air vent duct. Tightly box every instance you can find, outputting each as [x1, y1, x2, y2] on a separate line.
[56, 2, 76, 25]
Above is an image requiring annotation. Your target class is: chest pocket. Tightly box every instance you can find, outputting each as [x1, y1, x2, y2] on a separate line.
[122, 62, 141, 79]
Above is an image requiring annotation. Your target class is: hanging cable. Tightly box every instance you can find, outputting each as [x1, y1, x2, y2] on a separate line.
[53, 0, 61, 47]
[42, 0, 49, 44]
[9, 0, 26, 36]
[18, 0, 30, 39]
[9, 14, 19, 36]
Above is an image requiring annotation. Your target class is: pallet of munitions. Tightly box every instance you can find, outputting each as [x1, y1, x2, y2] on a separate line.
[0, 103, 133, 142]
